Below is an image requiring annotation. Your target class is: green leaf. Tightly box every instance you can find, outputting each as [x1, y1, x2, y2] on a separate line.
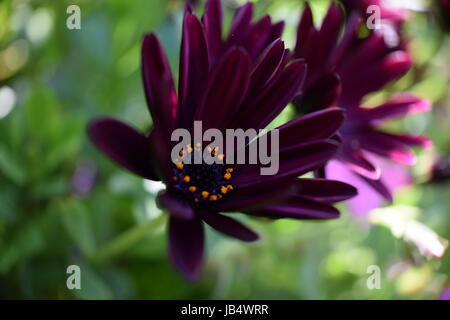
[58, 199, 96, 258]
[0, 144, 25, 185]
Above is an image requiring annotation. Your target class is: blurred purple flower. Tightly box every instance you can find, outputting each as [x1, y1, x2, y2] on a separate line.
[327, 155, 412, 217]
[70, 162, 98, 198]
[440, 285, 450, 300]
[293, 3, 431, 212]
[88, 0, 357, 280]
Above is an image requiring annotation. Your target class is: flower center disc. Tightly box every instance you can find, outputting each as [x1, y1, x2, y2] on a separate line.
[172, 145, 234, 204]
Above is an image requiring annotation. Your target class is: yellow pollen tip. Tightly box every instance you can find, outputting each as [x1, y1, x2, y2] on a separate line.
[226, 168, 233, 173]
[227, 185, 234, 191]
[176, 163, 184, 170]
[207, 146, 212, 153]
[188, 186, 197, 193]
[220, 186, 228, 194]
[201, 191, 209, 198]
[209, 195, 218, 201]
[187, 146, 193, 153]
[217, 154, 225, 161]
[183, 176, 191, 183]
[224, 173, 232, 180]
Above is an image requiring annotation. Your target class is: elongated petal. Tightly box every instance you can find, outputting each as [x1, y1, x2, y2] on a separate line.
[276, 108, 344, 150]
[142, 34, 178, 136]
[248, 40, 286, 97]
[195, 48, 251, 130]
[340, 51, 412, 104]
[248, 196, 340, 220]
[295, 178, 357, 203]
[215, 180, 296, 212]
[338, 148, 381, 179]
[388, 133, 432, 148]
[179, 14, 209, 126]
[203, 0, 223, 66]
[157, 192, 194, 220]
[315, 3, 344, 70]
[227, 3, 253, 45]
[359, 129, 416, 165]
[202, 212, 259, 242]
[295, 3, 314, 57]
[364, 94, 431, 120]
[269, 21, 285, 42]
[235, 60, 307, 130]
[359, 174, 393, 202]
[242, 16, 272, 60]
[233, 141, 339, 189]
[169, 217, 204, 281]
[88, 118, 158, 180]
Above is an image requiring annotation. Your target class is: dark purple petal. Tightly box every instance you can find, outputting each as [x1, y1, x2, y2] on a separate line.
[242, 16, 272, 60]
[337, 32, 391, 78]
[359, 174, 393, 202]
[247, 40, 286, 98]
[195, 48, 251, 130]
[387, 133, 432, 148]
[142, 34, 178, 136]
[247, 196, 340, 220]
[338, 148, 381, 179]
[234, 60, 307, 130]
[148, 128, 173, 183]
[215, 180, 296, 212]
[179, 13, 209, 126]
[226, 3, 253, 46]
[203, 0, 223, 66]
[88, 118, 158, 180]
[316, 3, 344, 70]
[298, 73, 342, 112]
[269, 21, 285, 42]
[233, 141, 339, 189]
[294, 178, 357, 203]
[363, 94, 431, 120]
[295, 3, 314, 58]
[169, 217, 204, 281]
[157, 191, 194, 220]
[275, 108, 344, 150]
[359, 129, 417, 165]
[201, 211, 259, 242]
[339, 50, 413, 105]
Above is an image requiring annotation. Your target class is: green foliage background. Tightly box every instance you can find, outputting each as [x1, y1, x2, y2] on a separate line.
[0, 0, 449, 299]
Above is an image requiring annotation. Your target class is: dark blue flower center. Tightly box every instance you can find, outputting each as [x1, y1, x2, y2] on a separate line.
[171, 145, 234, 204]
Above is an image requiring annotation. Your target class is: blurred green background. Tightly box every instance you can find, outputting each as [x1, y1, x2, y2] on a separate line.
[0, 0, 449, 299]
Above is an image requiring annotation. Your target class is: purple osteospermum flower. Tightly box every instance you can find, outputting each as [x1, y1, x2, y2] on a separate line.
[293, 3, 431, 209]
[88, 0, 357, 280]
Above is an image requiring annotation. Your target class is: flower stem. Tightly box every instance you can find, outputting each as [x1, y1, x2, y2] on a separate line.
[92, 214, 167, 263]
